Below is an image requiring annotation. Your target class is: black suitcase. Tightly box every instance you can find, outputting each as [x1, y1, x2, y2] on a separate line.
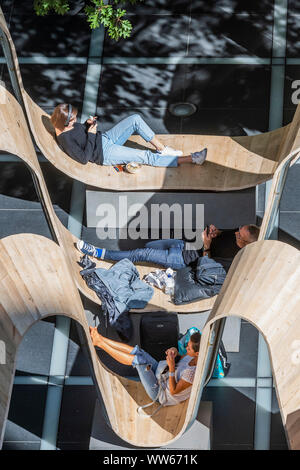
[140, 312, 179, 361]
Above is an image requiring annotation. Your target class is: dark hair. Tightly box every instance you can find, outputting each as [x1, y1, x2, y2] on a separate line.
[50, 103, 78, 131]
[190, 332, 201, 353]
[246, 224, 260, 242]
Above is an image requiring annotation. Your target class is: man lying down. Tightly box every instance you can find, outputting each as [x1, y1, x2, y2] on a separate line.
[77, 224, 260, 272]
[77, 224, 260, 305]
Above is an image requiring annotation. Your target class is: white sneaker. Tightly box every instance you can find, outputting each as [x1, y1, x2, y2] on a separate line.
[159, 146, 183, 157]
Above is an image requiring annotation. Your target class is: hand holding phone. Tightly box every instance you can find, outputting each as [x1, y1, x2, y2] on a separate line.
[87, 115, 98, 125]
[88, 120, 97, 134]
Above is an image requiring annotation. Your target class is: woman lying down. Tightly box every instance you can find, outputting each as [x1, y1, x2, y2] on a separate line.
[51, 105, 207, 168]
[90, 326, 200, 407]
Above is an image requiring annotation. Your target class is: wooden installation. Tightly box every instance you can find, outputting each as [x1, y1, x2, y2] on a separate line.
[0, 235, 299, 449]
[0, 234, 189, 448]
[1, 84, 299, 313]
[0, 6, 300, 450]
[1, 7, 300, 192]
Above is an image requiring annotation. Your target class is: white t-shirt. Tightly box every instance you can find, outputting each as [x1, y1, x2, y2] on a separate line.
[159, 355, 196, 406]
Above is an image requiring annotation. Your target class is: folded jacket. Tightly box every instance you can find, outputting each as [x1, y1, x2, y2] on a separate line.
[79, 256, 154, 340]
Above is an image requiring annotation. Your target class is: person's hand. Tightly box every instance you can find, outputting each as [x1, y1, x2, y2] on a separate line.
[166, 349, 176, 372]
[208, 224, 219, 238]
[165, 347, 178, 357]
[202, 227, 213, 249]
[88, 121, 97, 134]
[202, 224, 220, 250]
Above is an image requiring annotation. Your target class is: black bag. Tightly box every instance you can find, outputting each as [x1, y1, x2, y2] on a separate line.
[140, 312, 179, 361]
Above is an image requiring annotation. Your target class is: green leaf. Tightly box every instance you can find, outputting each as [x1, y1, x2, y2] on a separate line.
[34, 0, 145, 41]
[34, 0, 69, 16]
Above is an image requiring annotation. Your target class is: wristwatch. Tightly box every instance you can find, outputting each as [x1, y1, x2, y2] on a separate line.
[169, 372, 175, 377]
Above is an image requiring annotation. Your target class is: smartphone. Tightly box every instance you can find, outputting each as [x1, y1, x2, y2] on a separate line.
[205, 225, 210, 236]
[89, 115, 98, 126]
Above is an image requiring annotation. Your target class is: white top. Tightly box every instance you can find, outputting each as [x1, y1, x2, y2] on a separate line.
[160, 355, 196, 406]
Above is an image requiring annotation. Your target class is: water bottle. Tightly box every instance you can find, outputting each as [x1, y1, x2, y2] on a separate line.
[164, 271, 174, 295]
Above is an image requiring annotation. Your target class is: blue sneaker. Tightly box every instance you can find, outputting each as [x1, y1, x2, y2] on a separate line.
[191, 148, 207, 165]
[77, 240, 101, 258]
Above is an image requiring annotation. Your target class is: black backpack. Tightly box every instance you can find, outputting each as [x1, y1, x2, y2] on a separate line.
[140, 312, 179, 361]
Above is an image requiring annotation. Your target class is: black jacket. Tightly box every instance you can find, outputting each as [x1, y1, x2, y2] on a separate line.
[173, 256, 227, 305]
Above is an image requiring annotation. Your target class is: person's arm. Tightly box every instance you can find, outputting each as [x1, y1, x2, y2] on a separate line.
[202, 224, 221, 257]
[166, 351, 192, 395]
[202, 228, 212, 257]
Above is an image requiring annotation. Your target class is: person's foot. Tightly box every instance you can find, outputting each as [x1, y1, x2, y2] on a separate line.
[89, 326, 103, 348]
[159, 145, 183, 157]
[76, 240, 103, 258]
[191, 148, 207, 165]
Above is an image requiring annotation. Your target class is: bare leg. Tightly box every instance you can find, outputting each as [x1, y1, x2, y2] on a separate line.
[178, 155, 193, 164]
[89, 327, 134, 366]
[90, 327, 133, 353]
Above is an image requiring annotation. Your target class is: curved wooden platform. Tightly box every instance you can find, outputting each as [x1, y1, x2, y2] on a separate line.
[15, 96, 289, 191]
[0, 234, 189, 448]
[1, 7, 300, 191]
[2, 85, 300, 313]
[0, 235, 299, 449]
[0, 85, 216, 313]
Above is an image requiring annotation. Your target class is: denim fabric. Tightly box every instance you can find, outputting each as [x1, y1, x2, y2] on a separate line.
[104, 239, 187, 270]
[145, 239, 185, 250]
[94, 258, 154, 311]
[130, 345, 160, 401]
[101, 114, 178, 167]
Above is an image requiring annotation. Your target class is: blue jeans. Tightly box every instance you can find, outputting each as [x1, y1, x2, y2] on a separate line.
[130, 345, 160, 401]
[101, 114, 178, 167]
[104, 239, 186, 270]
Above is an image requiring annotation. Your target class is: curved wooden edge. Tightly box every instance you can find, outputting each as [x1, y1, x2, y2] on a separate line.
[192, 240, 300, 450]
[0, 234, 85, 446]
[0, 88, 40, 174]
[258, 146, 300, 240]
[0, 233, 195, 448]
